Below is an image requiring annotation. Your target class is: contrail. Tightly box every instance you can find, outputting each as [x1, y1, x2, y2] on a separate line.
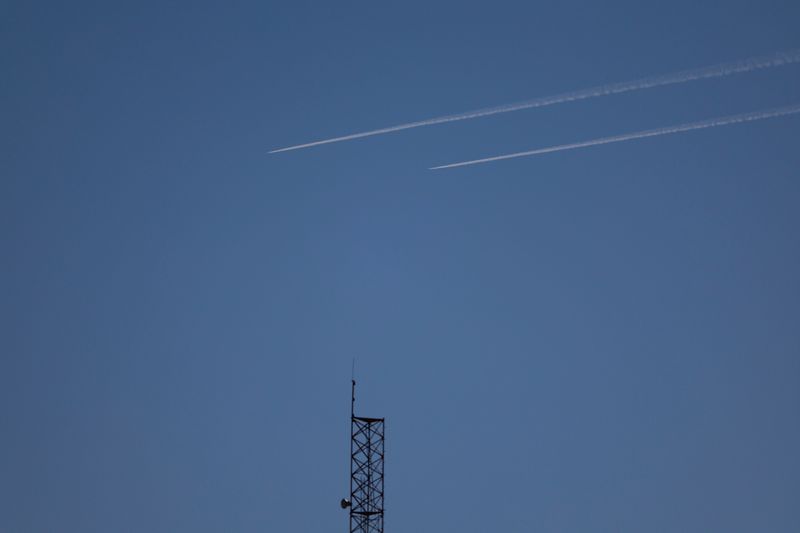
[269, 49, 800, 154]
[429, 103, 800, 169]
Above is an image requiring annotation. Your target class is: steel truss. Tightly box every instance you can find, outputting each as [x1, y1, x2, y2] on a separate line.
[348, 381, 384, 533]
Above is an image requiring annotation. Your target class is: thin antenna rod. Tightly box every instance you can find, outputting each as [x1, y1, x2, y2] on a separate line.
[351, 379, 356, 418]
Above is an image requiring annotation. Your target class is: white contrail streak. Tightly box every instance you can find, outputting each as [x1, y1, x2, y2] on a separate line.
[269, 49, 800, 154]
[429, 103, 800, 169]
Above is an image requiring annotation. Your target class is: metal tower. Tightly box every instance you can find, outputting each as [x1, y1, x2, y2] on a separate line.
[341, 380, 384, 533]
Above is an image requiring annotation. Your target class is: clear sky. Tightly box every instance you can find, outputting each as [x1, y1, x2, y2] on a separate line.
[2, 2, 799, 532]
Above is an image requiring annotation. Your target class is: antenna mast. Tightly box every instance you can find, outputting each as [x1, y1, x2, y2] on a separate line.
[341, 380, 385, 533]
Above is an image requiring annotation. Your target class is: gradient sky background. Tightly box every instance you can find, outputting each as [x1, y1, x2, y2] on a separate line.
[2, 2, 800, 532]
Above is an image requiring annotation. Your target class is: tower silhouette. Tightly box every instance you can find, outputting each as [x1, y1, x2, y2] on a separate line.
[342, 380, 384, 533]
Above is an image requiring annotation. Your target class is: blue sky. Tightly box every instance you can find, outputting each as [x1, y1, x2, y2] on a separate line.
[2, 1, 799, 532]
